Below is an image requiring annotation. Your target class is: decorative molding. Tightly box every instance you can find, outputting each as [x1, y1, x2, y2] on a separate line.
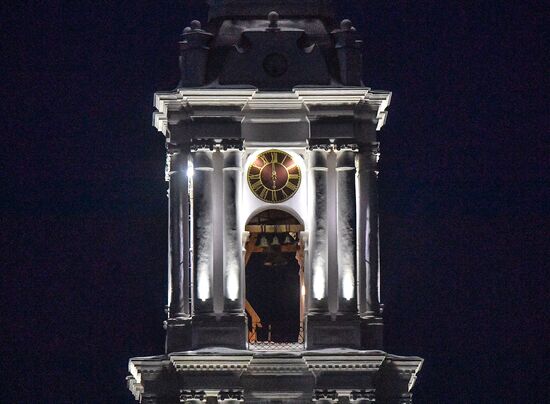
[180, 389, 206, 402]
[308, 143, 332, 150]
[126, 376, 143, 401]
[128, 351, 422, 401]
[313, 389, 338, 401]
[153, 88, 391, 137]
[304, 353, 386, 371]
[335, 143, 359, 151]
[218, 389, 244, 401]
[349, 389, 376, 401]
[169, 354, 253, 372]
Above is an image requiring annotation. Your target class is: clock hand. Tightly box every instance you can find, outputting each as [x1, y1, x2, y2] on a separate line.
[271, 162, 277, 189]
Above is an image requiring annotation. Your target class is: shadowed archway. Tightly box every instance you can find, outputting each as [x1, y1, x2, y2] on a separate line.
[244, 209, 305, 344]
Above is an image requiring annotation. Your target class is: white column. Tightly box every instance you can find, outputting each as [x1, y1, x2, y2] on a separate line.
[336, 148, 358, 313]
[222, 148, 244, 313]
[167, 148, 190, 318]
[192, 149, 214, 314]
[308, 148, 329, 312]
[326, 150, 338, 313]
[211, 150, 224, 314]
[357, 143, 381, 316]
[300, 231, 309, 313]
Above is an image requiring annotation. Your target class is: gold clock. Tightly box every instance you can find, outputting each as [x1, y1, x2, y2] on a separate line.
[247, 149, 301, 203]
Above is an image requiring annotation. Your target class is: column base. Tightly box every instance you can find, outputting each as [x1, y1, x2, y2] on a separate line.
[361, 316, 384, 350]
[191, 314, 247, 350]
[165, 318, 192, 353]
[305, 313, 362, 350]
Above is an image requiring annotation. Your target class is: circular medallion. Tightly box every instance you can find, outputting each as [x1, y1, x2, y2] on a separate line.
[263, 53, 288, 77]
[247, 149, 301, 203]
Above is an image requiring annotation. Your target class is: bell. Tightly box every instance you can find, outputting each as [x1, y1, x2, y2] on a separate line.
[271, 254, 288, 267]
[283, 234, 294, 244]
[271, 234, 280, 246]
[258, 235, 269, 248]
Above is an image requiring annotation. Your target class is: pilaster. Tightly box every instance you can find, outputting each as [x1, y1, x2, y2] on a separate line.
[357, 143, 384, 349]
[167, 146, 191, 319]
[190, 147, 246, 349]
[222, 147, 245, 313]
[192, 149, 215, 314]
[308, 147, 329, 313]
[336, 147, 358, 313]
[165, 143, 193, 353]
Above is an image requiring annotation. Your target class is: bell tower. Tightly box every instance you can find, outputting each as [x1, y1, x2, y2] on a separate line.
[127, 1, 422, 402]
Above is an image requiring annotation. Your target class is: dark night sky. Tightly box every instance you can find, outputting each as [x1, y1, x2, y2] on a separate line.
[2, 1, 547, 403]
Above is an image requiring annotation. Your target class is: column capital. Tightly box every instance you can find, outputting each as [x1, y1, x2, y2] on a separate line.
[308, 142, 332, 151]
[166, 148, 189, 173]
[191, 142, 216, 151]
[192, 148, 214, 170]
[336, 148, 357, 170]
[219, 140, 244, 151]
[190, 140, 244, 151]
[222, 148, 243, 169]
[309, 148, 328, 169]
[334, 143, 359, 151]
[357, 143, 380, 172]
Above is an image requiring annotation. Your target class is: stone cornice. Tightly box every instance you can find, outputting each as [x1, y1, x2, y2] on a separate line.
[153, 87, 391, 138]
[127, 348, 423, 400]
[170, 353, 254, 372]
[129, 350, 423, 383]
[303, 352, 386, 371]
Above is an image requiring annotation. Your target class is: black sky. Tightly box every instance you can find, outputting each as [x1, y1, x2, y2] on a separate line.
[2, 1, 547, 403]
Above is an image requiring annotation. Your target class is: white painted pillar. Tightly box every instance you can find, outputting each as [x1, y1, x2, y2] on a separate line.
[300, 231, 309, 313]
[211, 150, 224, 314]
[357, 143, 381, 316]
[192, 149, 214, 314]
[167, 148, 190, 318]
[326, 150, 338, 313]
[336, 148, 358, 313]
[308, 148, 329, 313]
[222, 148, 244, 313]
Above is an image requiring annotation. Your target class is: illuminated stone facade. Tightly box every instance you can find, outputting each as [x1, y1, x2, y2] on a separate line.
[128, 1, 422, 402]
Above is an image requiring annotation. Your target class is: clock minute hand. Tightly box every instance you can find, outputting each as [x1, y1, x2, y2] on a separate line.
[271, 162, 277, 189]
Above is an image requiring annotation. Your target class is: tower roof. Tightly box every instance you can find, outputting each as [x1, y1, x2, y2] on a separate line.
[207, 0, 335, 22]
[176, 0, 364, 89]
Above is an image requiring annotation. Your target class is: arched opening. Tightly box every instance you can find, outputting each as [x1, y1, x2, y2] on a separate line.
[244, 209, 305, 347]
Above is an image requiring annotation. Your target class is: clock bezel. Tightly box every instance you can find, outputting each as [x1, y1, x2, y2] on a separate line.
[246, 149, 302, 204]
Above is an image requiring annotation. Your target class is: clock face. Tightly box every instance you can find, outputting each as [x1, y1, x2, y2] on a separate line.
[247, 149, 301, 203]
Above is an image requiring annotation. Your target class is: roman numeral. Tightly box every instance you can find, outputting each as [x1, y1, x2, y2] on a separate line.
[259, 188, 269, 200]
[259, 154, 269, 165]
[270, 152, 278, 163]
[281, 189, 289, 199]
[252, 180, 263, 191]
[286, 182, 298, 191]
[288, 173, 299, 180]
[249, 174, 260, 180]
[271, 190, 278, 202]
